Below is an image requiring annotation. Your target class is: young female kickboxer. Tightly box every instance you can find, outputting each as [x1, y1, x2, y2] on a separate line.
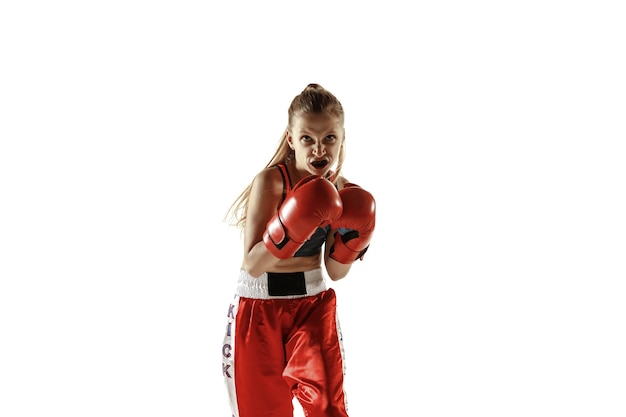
[222, 83, 376, 417]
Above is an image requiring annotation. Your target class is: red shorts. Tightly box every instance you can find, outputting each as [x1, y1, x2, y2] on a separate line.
[222, 268, 349, 417]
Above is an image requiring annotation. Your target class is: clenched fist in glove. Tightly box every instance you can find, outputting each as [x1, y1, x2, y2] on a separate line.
[263, 175, 343, 259]
[330, 183, 376, 264]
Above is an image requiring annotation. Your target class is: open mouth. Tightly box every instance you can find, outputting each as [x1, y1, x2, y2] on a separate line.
[311, 160, 329, 169]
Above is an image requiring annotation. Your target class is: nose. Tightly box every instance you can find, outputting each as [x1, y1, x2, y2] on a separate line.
[312, 142, 326, 156]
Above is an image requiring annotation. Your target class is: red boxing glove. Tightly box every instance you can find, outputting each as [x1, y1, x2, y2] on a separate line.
[330, 183, 376, 264]
[264, 175, 343, 259]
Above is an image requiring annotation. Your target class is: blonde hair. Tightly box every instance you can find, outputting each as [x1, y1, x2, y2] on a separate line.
[225, 84, 346, 229]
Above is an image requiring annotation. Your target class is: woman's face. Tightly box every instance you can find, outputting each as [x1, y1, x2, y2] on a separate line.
[287, 112, 344, 178]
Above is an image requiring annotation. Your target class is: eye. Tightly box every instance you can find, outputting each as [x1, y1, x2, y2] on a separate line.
[324, 135, 337, 142]
[301, 135, 313, 142]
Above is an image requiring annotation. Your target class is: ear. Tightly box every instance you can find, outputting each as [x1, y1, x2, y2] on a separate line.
[286, 130, 294, 149]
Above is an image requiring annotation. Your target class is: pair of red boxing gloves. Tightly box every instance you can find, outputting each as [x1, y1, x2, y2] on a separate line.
[263, 175, 376, 264]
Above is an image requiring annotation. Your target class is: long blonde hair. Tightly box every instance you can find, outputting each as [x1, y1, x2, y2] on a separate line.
[225, 83, 346, 229]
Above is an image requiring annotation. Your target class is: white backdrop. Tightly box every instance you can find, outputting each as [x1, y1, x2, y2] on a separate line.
[2, 1, 625, 416]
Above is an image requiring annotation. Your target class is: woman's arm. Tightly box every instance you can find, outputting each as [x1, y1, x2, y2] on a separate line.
[323, 175, 376, 280]
[241, 168, 284, 277]
[323, 230, 353, 281]
[323, 176, 353, 281]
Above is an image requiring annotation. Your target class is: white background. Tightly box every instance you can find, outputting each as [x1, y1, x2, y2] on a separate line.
[1, 1, 625, 416]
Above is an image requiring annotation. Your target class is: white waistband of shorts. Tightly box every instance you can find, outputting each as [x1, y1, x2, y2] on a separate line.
[237, 268, 327, 299]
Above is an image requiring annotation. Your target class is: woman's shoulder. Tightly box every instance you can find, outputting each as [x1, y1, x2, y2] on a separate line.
[252, 165, 284, 191]
[336, 174, 371, 191]
[335, 174, 350, 190]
